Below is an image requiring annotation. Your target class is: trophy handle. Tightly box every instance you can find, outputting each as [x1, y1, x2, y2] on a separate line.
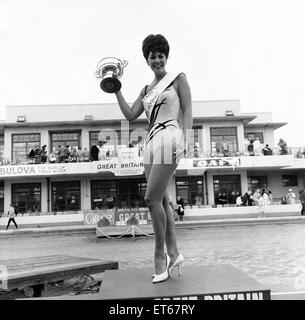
[121, 60, 128, 68]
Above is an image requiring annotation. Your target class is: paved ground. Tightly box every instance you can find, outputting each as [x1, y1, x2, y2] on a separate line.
[1, 221, 305, 300]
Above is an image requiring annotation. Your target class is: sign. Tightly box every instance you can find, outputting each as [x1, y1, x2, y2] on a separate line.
[114, 211, 151, 225]
[83, 211, 114, 225]
[193, 157, 240, 168]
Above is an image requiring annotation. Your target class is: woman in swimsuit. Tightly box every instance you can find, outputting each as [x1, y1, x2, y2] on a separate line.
[114, 34, 192, 283]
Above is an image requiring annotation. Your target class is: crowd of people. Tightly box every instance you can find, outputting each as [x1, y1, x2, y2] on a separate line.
[215, 189, 274, 208]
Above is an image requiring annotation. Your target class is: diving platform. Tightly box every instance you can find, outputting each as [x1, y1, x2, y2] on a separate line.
[99, 264, 271, 300]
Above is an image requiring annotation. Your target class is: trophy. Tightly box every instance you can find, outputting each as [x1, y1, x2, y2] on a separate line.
[95, 57, 128, 93]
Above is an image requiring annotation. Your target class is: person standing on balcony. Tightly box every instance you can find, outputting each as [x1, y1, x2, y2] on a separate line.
[222, 138, 229, 157]
[278, 138, 289, 155]
[112, 34, 192, 283]
[253, 137, 262, 156]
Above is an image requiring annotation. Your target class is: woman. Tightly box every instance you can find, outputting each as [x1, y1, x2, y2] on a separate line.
[113, 34, 192, 283]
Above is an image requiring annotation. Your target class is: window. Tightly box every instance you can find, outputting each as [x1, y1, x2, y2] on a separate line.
[91, 178, 147, 209]
[248, 176, 268, 190]
[213, 175, 241, 205]
[186, 126, 202, 153]
[12, 133, 40, 164]
[210, 127, 238, 155]
[0, 136, 4, 162]
[91, 180, 116, 209]
[176, 176, 203, 205]
[12, 183, 41, 214]
[52, 181, 81, 212]
[50, 131, 81, 152]
[0, 181, 4, 215]
[282, 175, 298, 187]
[244, 132, 264, 144]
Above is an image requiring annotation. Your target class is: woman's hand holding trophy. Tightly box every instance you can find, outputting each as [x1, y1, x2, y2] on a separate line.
[95, 57, 128, 93]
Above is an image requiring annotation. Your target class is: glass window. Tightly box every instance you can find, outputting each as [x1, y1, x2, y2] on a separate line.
[91, 180, 117, 210]
[248, 176, 268, 190]
[0, 181, 4, 216]
[0, 136, 4, 162]
[12, 133, 40, 164]
[282, 175, 298, 187]
[213, 175, 241, 205]
[52, 181, 81, 212]
[244, 132, 264, 144]
[12, 183, 41, 214]
[50, 131, 80, 152]
[186, 126, 201, 154]
[176, 176, 203, 205]
[90, 178, 147, 209]
[210, 127, 238, 155]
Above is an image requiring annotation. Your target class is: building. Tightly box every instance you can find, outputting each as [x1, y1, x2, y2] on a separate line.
[0, 100, 303, 220]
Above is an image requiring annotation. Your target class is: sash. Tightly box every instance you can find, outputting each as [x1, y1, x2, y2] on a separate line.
[142, 72, 181, 120]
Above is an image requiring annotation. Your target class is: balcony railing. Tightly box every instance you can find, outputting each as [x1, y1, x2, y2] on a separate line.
[1, 146, 305, 166]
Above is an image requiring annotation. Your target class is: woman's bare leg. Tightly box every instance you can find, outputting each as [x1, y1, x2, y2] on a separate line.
[163, 191, 179, 264]
[144, 163, 178, 275]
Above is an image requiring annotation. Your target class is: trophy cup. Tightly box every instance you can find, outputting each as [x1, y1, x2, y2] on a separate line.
[95, 57, 128, 93]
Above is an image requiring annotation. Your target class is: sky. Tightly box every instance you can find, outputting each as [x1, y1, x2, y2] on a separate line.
[1, 0, 305, 146]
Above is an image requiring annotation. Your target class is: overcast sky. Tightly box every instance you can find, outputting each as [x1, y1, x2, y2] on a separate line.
[1, 0, 305, 146]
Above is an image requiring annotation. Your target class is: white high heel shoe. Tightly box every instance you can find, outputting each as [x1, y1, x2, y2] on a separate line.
[168, 253, 184, 277]
[152, 254, 170, 284]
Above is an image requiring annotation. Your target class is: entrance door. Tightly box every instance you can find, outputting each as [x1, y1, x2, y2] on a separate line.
[213, 175, 241, 205]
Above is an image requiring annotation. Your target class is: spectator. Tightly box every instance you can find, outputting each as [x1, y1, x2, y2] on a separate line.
[228, 191, 236, 205]
[176, 196, 185, 221]
[194, 194, 202, 206]
[27, 147, 35, 163]
[286, 188, 296, 204]
[57, 145, 66, 163]
[268, 190, 273, 205]
[278, 138, 289, 155]
[262, 144, 273, 156]
[222, 139, 229, 157]
[194, 143, 200, 158]
[34, 145, 42, 164]
[90, 144, 99, 161]
[64, 145, 70, 162]
[252, 189, 261, 206]
[97, 140, 107, 161]
[69, 147, 77, 162]
[236, 192, 242, 206]
[49, 148, 57, 163]
[220, 192, 228, 206]
[6, 203, 18, 230]
[257, 192, 265, 218]
[296, 148, 304, 158]
[40, 145, 47, 163]
[299, 190, 305, 216]
[82, 147, 90, 162]
[76, 147, 83, 162]
[247, 140, 254, 156]
[253, 137, 262, 156]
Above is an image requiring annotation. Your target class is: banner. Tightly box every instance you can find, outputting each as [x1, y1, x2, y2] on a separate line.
[193, 157, 240, 168]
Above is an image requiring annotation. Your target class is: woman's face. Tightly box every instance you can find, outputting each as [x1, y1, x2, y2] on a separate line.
[147, 51, 167, 74]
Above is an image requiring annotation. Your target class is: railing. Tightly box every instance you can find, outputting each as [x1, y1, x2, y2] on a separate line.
[1, 146, 305, 166]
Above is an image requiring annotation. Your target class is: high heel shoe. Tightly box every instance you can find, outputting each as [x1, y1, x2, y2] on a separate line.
[152, 254, 170, 284]
[168, 253, 184, 277]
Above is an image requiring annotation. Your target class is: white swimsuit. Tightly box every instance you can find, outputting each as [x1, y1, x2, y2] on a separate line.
[142, 76, 184, 165]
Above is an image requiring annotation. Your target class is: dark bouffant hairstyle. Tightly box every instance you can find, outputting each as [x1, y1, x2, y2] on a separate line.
[142, 34, 170, 61]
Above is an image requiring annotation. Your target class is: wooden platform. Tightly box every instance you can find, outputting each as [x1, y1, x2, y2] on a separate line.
[0, 255, 118, 293]
[99, 264, 271, 300]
